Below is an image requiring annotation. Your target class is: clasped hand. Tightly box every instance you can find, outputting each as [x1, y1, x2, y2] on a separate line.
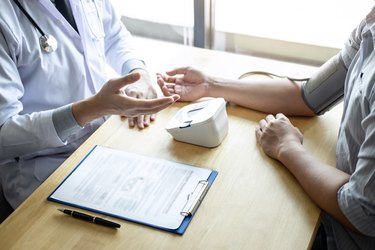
[255, 113, 303, 160]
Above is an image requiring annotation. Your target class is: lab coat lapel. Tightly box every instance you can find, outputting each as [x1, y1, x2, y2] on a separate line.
[37, 0, 80, 37]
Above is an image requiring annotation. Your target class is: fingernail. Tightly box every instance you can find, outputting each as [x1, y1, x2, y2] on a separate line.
[131, 72, 140, 80]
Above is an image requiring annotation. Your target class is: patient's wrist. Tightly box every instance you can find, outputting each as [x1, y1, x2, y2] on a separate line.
[206, 76, 226, 98]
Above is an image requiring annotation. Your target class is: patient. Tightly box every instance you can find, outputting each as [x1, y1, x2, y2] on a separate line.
[157, 10, 375, 248]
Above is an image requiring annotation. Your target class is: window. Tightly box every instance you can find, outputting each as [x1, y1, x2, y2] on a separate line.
[111, 0, 194, 45]
[111, 0, 373, 65]
[213, 0, 374, 64]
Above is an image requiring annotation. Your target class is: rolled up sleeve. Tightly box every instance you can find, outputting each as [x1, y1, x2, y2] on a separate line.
[338, 181, 375, 236]
[341, 18, 366, 68]
[338, 98, 375, 236]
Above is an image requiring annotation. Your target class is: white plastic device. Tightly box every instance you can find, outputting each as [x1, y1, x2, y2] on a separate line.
[166, 98, 228, 147]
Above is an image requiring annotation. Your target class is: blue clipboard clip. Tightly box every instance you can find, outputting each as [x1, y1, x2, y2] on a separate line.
[180, 180, 210, 217]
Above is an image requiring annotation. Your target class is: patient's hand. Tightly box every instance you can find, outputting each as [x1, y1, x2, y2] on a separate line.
[157, 67, 210, 102]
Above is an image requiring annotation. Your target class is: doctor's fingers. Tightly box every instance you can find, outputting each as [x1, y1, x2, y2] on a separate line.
[140, 115, 150, 128]
[122, 96, 178, 116]
[124, 103, 172, 118]
[108, 72, 141, 91]
[128, 115, 152, 129]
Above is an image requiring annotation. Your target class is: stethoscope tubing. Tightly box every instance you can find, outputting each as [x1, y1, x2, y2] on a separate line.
[12, 0, 58, 53]
[13, 0, 46, 37]
[12, 0, 104, 53]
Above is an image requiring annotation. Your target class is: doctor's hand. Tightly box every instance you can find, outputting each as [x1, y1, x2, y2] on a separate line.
[255, 113, 303, 161]
[72, 72, 179, 127]
[156, 67, 210, 102]
[124, 69, 168, 128]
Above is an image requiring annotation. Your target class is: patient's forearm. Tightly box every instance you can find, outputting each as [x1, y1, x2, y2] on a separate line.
[207, 77, 315, 116]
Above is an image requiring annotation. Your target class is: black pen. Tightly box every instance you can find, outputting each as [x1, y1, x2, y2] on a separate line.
[58, 208, 121, 229]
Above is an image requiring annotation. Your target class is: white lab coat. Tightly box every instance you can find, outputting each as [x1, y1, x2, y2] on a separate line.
[0, 0, 144, 208]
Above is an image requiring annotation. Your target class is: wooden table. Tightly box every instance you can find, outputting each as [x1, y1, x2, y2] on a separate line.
[0, 37, 342, 250]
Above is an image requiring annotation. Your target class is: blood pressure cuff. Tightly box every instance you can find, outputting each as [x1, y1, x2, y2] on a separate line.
[301, 53, 347, 115]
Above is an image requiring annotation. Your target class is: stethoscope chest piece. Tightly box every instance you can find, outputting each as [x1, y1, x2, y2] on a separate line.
[13, 0, 58, 53]
[40, 34, 58, 53]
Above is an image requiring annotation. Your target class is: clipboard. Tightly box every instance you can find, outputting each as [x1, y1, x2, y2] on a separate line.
[47, 145, 218, 235]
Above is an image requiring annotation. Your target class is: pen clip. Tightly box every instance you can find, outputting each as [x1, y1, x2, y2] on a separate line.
[180, 180, 209, 217]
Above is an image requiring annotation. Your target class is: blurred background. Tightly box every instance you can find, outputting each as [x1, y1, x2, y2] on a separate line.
[111, 0, 373, 65]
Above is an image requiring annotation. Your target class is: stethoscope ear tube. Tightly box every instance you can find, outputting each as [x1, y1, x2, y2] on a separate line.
[13, 0, 58, 53]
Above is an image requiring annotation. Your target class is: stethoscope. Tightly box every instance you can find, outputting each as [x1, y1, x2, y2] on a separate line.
[13, 0, 58, 53]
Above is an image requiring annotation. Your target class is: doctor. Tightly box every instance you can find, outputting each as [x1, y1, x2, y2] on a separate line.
[0, 0, 179, 220]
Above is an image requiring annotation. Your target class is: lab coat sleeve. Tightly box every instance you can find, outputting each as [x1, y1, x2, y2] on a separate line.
[52, 104, 83, 142]
[123, 59, 147, 75]
[102, 0, 146, 75]
[0, 23, 66, 162]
